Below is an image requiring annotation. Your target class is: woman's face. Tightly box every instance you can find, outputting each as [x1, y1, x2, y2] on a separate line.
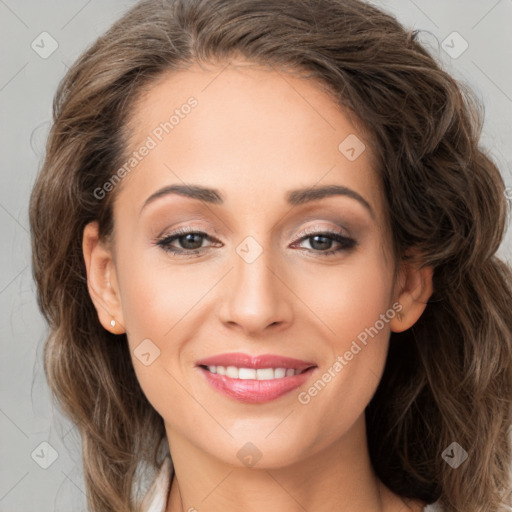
[89, 61, 411, 469]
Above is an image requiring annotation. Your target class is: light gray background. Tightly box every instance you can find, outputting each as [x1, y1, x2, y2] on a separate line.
[1, 1, 511, 511]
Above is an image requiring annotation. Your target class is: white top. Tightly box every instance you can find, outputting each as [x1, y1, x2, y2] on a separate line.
[141, 456, 444, 512]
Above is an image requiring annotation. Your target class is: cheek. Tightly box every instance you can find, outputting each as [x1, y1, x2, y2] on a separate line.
[305, 248, 394, 349]
[291, 250, 394, 436]
[115, 260, 199, 417]
[116, 243, 208, 341]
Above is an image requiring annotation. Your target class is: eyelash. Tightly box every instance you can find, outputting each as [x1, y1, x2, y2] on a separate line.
[154, 226, 357, 258]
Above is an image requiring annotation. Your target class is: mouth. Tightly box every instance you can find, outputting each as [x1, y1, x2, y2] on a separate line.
[195, 353, 318, 403]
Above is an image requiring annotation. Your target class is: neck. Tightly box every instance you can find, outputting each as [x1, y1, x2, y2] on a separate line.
[164, 415, 423, 512]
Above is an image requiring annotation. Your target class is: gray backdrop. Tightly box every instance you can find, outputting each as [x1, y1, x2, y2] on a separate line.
[1, 1, 511, 511]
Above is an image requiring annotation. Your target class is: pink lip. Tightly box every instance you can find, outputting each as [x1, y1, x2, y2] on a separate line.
[196, 352, 317, 404]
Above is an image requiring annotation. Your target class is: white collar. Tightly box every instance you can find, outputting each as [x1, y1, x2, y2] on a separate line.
[140, 456, 173, 512]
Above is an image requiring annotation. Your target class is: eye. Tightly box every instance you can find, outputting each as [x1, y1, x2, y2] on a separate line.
[291, 228, 357, 256]
[155, 227, 221, 256]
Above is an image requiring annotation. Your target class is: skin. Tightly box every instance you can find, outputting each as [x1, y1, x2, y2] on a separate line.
[83, 60, 433, 512]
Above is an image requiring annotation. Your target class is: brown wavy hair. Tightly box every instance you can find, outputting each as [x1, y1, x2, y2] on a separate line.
[28, 0, 512, 510]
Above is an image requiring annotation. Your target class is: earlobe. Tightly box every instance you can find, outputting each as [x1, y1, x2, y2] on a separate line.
[82, 221, 126, 334]
[389, 256, 434, 333]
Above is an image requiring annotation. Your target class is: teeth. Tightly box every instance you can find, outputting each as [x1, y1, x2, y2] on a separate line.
[238, 367, 256, 379]
[226, 366, 238, 378]
[274, 368, 286, 379]
[256, 368, 275, 380]
[205, 365, 302, 379]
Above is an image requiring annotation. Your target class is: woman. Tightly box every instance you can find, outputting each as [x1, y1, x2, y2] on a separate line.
[29, 0, 512, 511]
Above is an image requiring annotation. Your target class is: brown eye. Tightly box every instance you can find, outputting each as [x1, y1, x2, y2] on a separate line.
[292, 230, 357, 256]
[156, 228, 221, 256]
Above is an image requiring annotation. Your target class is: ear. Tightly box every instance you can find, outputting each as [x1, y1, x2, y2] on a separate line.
[389, 251, 434, 333]
[82, 221, 126, 334]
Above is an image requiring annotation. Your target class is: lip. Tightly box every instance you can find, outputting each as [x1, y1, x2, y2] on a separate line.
[196, 352, 317, 404]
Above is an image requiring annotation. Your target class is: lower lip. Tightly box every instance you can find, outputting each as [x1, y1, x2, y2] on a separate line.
[198, 366, 316, 403]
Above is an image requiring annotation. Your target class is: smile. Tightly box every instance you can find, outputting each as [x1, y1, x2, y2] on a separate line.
[196, 352, 317, 403]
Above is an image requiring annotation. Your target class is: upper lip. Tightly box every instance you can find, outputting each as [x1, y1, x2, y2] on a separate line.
[196, 352, 317, 372]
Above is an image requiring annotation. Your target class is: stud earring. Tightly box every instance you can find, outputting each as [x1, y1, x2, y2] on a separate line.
[110, 319, 116, 327]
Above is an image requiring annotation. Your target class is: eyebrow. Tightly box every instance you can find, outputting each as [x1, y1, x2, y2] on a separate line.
[140, 183, 374, 218]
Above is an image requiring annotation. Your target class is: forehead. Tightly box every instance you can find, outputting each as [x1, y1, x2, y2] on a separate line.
[114, 61, 386, 228]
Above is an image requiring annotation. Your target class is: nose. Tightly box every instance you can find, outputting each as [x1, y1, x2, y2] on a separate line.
[218, 238, 294, 336]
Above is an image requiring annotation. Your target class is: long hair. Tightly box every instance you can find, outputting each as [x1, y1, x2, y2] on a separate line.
[29, 0, 512, 510]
